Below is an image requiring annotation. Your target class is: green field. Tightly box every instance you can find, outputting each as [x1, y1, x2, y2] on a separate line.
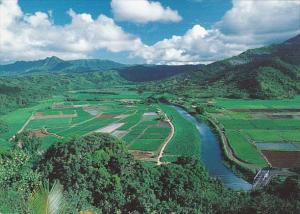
[215, 96, 300, 109]
[159, 104, 201, 162]
[226, 130, 267, 167]
[0, 87, 206, 162]
[0, 89, 182, 159]
[209, 97, 300, 168]
[0, 98, 62, 151]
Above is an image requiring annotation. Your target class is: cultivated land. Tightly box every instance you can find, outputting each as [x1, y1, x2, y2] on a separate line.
[206, 96, 300, 169]
[0, 88, 201, 163]
[1, 86, 299, 171]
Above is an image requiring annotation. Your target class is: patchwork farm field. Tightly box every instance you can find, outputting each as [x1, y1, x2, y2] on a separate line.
[208, 97, 300, 169]
[0, 88, 202, 163]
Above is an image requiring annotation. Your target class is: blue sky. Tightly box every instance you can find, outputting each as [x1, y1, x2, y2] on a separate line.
[19, 0, 232, 45]
[1, 0, 299, 64]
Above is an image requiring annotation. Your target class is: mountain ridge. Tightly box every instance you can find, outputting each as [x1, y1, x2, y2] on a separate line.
[149, 34, 300, 99]
[0, 56, 204, 82]
[0, 56, 125, 75]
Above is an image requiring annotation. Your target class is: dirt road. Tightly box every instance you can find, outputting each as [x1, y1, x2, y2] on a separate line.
[17, 114, 33, 134]
[157, 118, 175, 165]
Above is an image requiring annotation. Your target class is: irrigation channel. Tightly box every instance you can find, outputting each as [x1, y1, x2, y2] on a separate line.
[173, 106, 252, 190]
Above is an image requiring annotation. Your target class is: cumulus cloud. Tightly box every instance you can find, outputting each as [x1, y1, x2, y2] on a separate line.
[216, 0, 300, 44]
[135, 25, 250, 64]
[0, 0, 144, 63]
[0, 0, 299, 65]
[111, 0, 182, 23]
[135, 0, 300, 64]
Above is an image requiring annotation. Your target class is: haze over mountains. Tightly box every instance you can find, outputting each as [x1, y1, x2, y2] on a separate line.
[0, 34, 299, 98]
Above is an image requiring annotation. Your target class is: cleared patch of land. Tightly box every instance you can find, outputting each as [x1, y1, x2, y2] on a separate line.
[95, 123, 125, 133]
[262, 150, 300, 168]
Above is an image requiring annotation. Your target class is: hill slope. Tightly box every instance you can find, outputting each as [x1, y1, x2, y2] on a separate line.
[118, 64, 204, 82]
[0, 57, 202, 82]
[150, 34, 300, 99]
[0, 57, 125, 75]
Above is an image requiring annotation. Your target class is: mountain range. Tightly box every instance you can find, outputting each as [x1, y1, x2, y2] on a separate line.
[0, 34, 299, 99]
[0, 56, 204, 82]
[150, 34, 300, 99]
[0, 57, 124, 75]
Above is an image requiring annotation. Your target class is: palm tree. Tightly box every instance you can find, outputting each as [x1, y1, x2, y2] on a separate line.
[29, 181, 65, 214]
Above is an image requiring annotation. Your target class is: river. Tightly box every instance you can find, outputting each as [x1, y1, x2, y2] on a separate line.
[173, 106, 252, 190]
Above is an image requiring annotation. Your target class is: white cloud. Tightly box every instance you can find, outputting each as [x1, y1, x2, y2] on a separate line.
[0, 0, 299, 65]
[216, 0, 300, 44]
[111, 0, 182, 23]
[217, 0, 300, 34]
[135, 0, 300, 64]
[0, 0, 144, 63]
[135, 25, 250, 64]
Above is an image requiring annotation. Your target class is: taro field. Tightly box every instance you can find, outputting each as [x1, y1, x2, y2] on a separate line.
[0, 88, 180, 162]
[208, 96, 300, 169]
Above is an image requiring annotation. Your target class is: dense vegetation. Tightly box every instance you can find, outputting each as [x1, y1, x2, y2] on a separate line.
[0, 55, 203, 82]
[0, 34, 299, 213]
[0, 133, 299, 213]
[0, 71, 127, 114]
[147, 35, 300, 99]
[0, 56, 124, 75]
[119, 64, 203, 82]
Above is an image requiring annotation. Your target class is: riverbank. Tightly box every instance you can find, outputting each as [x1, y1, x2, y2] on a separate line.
[172, 106, 252, 190]
[203, 115, 258, 181]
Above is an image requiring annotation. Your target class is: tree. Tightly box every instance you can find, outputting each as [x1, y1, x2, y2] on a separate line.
[30, 181, 65, 214]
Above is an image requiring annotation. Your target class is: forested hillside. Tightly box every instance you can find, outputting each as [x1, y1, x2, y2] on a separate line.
[1, 133, 299, 213]
[0, 71, 127, 114]
[0, 56, 125, 75]
[119, 64, 204, 82]
[148, 34, 300, 99]
[0, 57, 202, 82]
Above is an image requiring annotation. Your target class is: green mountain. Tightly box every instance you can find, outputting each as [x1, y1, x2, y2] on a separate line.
[151, 34, 300, 99]
[1, 34, 299, 99]
[0, 56, 125, 75]
[0, 56, 203, 83]
[119, 64, 204, 82]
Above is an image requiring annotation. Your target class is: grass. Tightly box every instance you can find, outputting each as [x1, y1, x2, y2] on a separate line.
[71, 108, 93, 124]
[242, 130, 283, 142]
[40, 136, 60, 150]
[0, 99, 59, 141]
[226, 130, 267, 167]
[0, 90, 178, 158]
[26, 118, 72, 130]
[67, 89, 153, 100]
[215, 96, 300, 109]
[56, 118, 117, 140]
[129, 139, 164, 151]
[141, 127, 170, 139]
[209, 96, 300, 168]
[159, 104, 201, 160]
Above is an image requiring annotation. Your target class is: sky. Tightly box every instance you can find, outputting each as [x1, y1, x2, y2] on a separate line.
[0, 0, 299, 65]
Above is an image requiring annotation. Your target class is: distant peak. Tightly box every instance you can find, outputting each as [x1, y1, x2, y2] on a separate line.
[43, 56, 65, 66]
[283, 34, 300, 45]
[45, 56, 63, 61]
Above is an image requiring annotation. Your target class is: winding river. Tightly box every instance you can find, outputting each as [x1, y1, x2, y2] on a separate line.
[173, 106, 252, 190]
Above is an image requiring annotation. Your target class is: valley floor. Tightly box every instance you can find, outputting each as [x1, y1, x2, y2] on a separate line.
[0, 87, 201, 165]
[1, 87, 300, 184]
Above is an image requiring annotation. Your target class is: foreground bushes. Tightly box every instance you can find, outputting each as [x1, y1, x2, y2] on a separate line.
[0, 133, 299, 213]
